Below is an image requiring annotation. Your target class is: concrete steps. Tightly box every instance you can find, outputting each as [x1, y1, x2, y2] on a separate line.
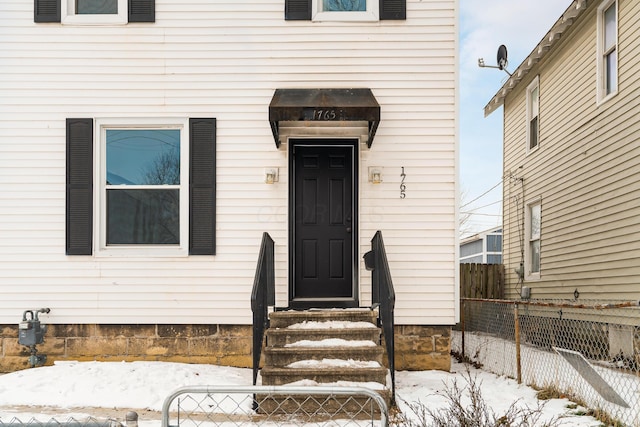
[259, 309, 391, 412]
[260, 366, 388, 385]
[268, 308, 378, 328]
[266, 327, 381, 347]
[264, 346, 384, 367]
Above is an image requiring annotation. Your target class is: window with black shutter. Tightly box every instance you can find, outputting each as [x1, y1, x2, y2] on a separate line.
[35, 0, 155, 23]
[285, 0, 405, 21]
[65, 117, 216, 256]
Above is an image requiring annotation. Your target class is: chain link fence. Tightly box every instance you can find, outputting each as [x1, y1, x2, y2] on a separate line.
[1, 385, 388, 427]
[161, 385, 389, 427]
[453, 298, 640, 426]
[0, 417, 127, 427]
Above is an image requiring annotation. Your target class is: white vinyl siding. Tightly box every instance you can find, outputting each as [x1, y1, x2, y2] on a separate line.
[502, 0, 640, 300]
[0, 0, 457, 326]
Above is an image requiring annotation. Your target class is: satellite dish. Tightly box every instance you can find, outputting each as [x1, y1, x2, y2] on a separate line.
[478, 44, 512, 76]
[497, 45, 508, 71]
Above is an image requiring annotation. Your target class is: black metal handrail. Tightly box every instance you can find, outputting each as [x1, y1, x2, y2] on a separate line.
[364, 230, 396, 403]
[250, 232, 275, 386]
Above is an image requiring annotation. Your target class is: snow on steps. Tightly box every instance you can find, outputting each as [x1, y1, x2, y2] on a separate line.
[259, 309, 391, 412]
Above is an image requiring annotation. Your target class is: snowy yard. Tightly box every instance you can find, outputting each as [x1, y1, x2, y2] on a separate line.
[0, 358, 602, 426]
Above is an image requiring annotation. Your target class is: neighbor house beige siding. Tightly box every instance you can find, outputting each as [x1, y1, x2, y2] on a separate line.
[502, 0, 640, 300]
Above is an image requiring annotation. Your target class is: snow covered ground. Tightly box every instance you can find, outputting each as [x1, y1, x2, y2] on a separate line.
[0, 358, 602, 426]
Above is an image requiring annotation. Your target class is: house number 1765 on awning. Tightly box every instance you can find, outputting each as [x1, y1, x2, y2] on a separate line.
[303, 109, 345, 121]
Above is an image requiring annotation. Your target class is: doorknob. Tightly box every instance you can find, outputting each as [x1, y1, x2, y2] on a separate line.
[346, 227, 352, 233]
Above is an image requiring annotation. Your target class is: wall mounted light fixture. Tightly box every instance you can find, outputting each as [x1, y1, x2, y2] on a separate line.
[264, 168, 279, 184]
[368, 167, 383, 184]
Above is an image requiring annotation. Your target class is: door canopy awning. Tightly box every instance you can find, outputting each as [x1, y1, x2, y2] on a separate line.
[269, 88, 380, 148]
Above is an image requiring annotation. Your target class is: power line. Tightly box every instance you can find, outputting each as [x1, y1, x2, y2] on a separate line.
[460, 199, 502, 213]
[461, 180, 503, 208]
[461, 212, 501, 217]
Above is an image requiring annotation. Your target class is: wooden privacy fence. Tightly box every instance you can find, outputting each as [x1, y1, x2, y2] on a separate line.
[459, 263, 504, 299]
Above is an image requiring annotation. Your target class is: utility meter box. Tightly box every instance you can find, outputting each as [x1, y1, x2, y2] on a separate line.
[18, 309, 49, 347]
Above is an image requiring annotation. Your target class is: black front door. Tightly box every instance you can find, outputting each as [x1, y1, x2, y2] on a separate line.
[290, 140, 357, 308]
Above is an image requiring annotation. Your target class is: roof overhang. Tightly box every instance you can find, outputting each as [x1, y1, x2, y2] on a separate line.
[484, 0, 589, 117]
[269, 88, 380, 148]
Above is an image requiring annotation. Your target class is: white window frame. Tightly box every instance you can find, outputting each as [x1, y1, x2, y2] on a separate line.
[62, 0, 127, 25]
[94, 117, 189, 257]
[526, 76, 540, 154]
[597, 0, 618, 103]
[524, 199, 541, 281]
[312, 0, 380, 22]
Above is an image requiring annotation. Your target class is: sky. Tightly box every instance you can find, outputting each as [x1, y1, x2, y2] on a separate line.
[0, 359, 601, 426]
[459, 1, 571, 237]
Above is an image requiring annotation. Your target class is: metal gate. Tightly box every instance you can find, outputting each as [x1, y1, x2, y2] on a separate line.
[161, 385, 389, 427]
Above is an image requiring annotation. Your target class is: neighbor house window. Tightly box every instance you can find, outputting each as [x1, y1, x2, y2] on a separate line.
[525, 201, 541, 279]
[598, 0, 618, 101]
[65, 117, 216, 256]
[526, 76, 540, 152]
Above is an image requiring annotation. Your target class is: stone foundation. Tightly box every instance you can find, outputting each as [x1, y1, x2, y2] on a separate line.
[394, 325, 451, 371]
[0, 323, 451, 373]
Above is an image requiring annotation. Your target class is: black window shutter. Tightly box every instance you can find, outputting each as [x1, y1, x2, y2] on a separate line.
[285, 0, 311, 20]
[380, 0, 406, 20]
[189, 118, 216, 255]
[66, 118, 94, 255]
[128, 0, 155, 22]
[34, 0, 61, 22]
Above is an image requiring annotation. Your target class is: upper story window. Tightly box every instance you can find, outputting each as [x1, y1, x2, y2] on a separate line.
[598, 0, 618, 102]
[284, 0, 405, 21]
[77, 0, 118, 14]
[63, 0, 127, 24]
[324, 0, 366, 11]
[313, 0, 379, 21]
[526, 76, 540, 153]
[525, 200, 541, 280]
[34, 0, 155, 24]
